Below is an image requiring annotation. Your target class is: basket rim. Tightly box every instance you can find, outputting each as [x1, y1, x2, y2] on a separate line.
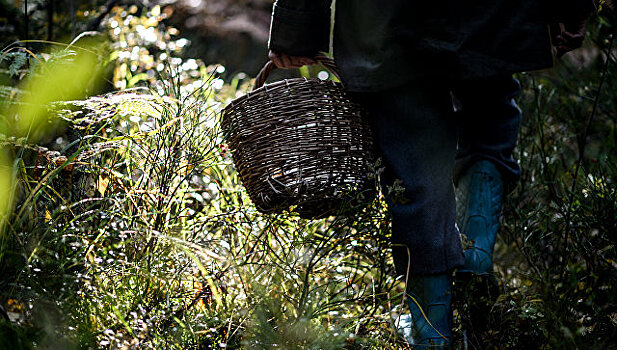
[224, 77, 344, 111]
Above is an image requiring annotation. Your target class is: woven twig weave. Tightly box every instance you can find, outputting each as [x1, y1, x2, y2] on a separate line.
[221, 56, 376, 218]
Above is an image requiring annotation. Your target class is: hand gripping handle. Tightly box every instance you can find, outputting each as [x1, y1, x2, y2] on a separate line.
[253, 54, 343, 90]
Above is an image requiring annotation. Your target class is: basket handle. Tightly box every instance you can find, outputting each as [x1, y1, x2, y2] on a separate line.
[253, 54, 343, 90]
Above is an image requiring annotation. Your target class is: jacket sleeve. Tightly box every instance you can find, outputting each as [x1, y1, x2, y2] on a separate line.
[268, 0, 333, 56]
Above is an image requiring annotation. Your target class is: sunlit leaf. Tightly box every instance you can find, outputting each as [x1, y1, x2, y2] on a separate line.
[0, 148, 15, 232]
[98, 175, 110, 197]
[14, 48, 103, 142]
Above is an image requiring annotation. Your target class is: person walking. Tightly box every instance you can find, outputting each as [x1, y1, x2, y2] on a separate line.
[266, 0, 593, 347]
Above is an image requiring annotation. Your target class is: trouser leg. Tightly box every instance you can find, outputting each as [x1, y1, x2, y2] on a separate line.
[451, 74, 521, 273]
[355, 80, 464, 277]
[450, 75, 522, 342]
[452, 75, 522, 193]
[355, 81, 460, 347]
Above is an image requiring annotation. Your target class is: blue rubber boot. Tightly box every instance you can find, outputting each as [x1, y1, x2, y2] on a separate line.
[454, 160, 504, 344]
[400, 274, 452, 348]
[455, 160, 504, 274]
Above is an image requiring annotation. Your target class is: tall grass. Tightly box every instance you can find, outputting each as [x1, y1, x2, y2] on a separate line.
[1, 46, 406, 348]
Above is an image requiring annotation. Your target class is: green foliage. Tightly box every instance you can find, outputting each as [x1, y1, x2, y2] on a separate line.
[0, 52, 28, 77]
[0, 74, 401, 348]
[0, 9, 403, 345]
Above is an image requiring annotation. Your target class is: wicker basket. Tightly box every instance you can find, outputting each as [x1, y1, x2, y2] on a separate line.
[221, 55, 376, 218]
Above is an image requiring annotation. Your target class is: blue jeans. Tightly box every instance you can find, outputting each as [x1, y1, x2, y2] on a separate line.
[354, 75, 521, 276]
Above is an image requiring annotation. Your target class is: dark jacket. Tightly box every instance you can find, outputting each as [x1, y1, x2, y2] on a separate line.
[268, 0, 595, 91]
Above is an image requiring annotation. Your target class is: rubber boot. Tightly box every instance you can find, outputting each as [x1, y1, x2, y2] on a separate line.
[398, 274, 452, 348]
[455, 160, 503, 275]
[454, 160, 504, 344]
